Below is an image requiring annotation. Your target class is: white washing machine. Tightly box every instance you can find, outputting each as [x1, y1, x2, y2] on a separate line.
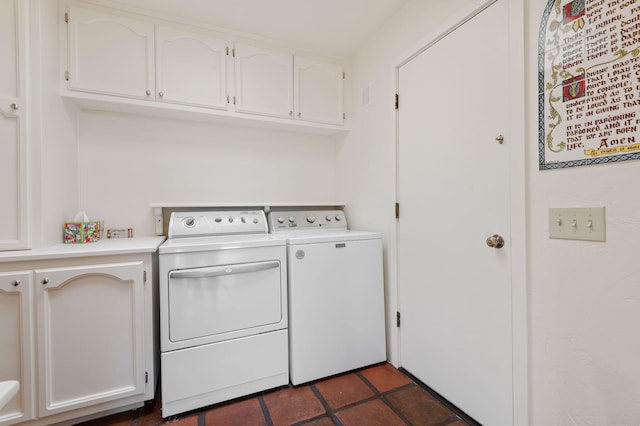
[268, 209, 386, 385]
[159, 210, 288, 417]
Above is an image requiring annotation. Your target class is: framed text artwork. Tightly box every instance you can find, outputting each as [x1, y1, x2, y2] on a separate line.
[539, 0, 640, 169]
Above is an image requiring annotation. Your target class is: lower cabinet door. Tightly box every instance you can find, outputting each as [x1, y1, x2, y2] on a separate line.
[34, 262, 145, 417]
[0, 271, 34, 425]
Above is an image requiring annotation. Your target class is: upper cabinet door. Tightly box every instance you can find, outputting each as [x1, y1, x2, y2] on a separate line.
[234, 43, 293, 119]
[294, 56, 344, 125]
[0, 0, 28, 251]
[156, 26, 228, 109]
[67, 5, 155, 100]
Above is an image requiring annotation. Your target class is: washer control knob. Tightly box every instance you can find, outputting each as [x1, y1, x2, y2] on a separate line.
[253, 218, 259, 224]
[241, 217, 246, 224]
[325, 215, 333, 221]
[228, 217, 234, 223]
[215, 217, 222, 223]
[289, 216, 296, 223]
[277, 216, 285, 224]
[335, 214, 343, 221]
[306, 215, 317, 223]
[184, 217, 196, 228]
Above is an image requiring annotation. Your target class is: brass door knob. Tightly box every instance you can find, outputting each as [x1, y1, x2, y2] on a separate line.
[486, 234, 504, 249]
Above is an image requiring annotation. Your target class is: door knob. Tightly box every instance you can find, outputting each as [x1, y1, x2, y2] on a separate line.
[486, 234, 504, 249]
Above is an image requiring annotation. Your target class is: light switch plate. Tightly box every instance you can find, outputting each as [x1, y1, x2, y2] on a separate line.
[549, 207, 606, 241]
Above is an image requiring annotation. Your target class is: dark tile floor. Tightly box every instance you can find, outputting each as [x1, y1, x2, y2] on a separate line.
[81, 363, 470, 426]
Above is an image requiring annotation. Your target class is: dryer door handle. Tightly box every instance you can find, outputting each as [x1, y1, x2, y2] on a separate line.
[169, 261, 280, 279]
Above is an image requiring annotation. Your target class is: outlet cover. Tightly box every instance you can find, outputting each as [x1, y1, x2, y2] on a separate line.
[549, 207, 606, 241]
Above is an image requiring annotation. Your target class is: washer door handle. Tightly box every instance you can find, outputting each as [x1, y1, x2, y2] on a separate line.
[169, 261, 279, 279]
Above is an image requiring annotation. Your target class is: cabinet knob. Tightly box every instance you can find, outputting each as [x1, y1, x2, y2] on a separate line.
[10, 103, 18, 110]
[41, 278, 50, 285]
[158, 92, 164, 98]
[289, 111, 293, 116]
[12, 279, 21, 287]
[297, 112, 301, 117]
[145, 90, 151, 96]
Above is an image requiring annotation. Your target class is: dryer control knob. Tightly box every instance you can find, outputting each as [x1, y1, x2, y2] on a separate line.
[325, 215, 333, 221]
[289, 216, 296, 223]
[241, 217, 246, 224]
[184, 217, 196, 228]
[335, 214, 343, 221]
[214, 217, 222, 223]
[277, 216, 285, 224]
[228, 217, 234, 223]
[253, 218, 259, 224]
[306, 215, 317, 223]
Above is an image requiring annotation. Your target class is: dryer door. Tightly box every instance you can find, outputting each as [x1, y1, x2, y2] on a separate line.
[168, 260, 283, 345]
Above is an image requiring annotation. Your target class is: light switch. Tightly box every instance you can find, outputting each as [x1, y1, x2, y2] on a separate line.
[549, 207, 606, 241]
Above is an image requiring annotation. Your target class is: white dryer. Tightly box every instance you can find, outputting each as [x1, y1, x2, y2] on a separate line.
[268, 209, 386, 385]
[159, 210, 288, 417]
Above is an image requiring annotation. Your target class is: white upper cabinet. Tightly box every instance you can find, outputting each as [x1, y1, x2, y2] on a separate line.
[234, 43, 293, 119]
[294, 56, 344, 125]
[68, 5, 155, 100]
[0, 0, 28, 251]
[156, 25, 227, 109]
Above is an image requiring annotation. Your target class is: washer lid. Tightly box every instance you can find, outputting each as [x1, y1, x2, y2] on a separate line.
[282, 230, 381, 245]
[159, 234, 286, 254]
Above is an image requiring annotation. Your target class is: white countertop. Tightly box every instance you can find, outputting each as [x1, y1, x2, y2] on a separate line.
[0, 237, 166, 263]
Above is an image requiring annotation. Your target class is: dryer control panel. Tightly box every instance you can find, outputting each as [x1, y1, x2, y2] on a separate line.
[268, 210, 348, 232]
[168, 210, 267, 238]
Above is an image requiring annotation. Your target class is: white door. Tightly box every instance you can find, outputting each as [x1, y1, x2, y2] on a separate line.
[397, 1, 513, 425]
[34, 263, 145, 417]
[67, 5, 155, 100]
[156, 25, 227, 109]
[234, 43, 293, 118]
[294, 56, 343, 125]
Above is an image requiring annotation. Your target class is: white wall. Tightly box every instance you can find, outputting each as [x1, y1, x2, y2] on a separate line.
[76, 111, 341, 235]
[341, 0, 640, 425]
[525, 1, 640, 425]
[32, 0, 79, 247]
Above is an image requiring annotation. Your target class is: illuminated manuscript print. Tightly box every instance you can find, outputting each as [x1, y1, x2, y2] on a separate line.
[539, 0, 640, 169]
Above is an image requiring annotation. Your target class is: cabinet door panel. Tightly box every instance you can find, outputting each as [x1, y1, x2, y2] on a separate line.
[35, 263, 145, 417]
[0, 0, 18, 100]
[156, 26, 227, 109]
[235, 43, 293, 118]
[294, 56, 343, 125]
[68, 6, 154, 99]
[0, 0, 27, 251]
[0, 271, 34, 424]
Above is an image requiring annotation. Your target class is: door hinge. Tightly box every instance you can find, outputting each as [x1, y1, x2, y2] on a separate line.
[145, 372, 148, 383]
[395, 202, 400, 219]
[395, 93, 399, 110]
[233, 96, 236, 105]
[343, 112, 346, 120]
[64, 12, 68, 23]
[143, 270, 147, 283]
[65, 70, 69, 81]
[397, 311, 401, 327]
[226, 46, 229, 55]
[343, 71, 346, 79]
[232, 48, 235, 57]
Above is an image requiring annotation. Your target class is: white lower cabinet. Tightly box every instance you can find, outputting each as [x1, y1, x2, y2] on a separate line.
[0, 248, 159, 426]
[35, 263, 145, 417]
[0, 272, 34, 425]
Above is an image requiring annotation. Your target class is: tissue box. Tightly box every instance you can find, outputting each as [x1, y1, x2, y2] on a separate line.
[63, 221, 101, 244]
